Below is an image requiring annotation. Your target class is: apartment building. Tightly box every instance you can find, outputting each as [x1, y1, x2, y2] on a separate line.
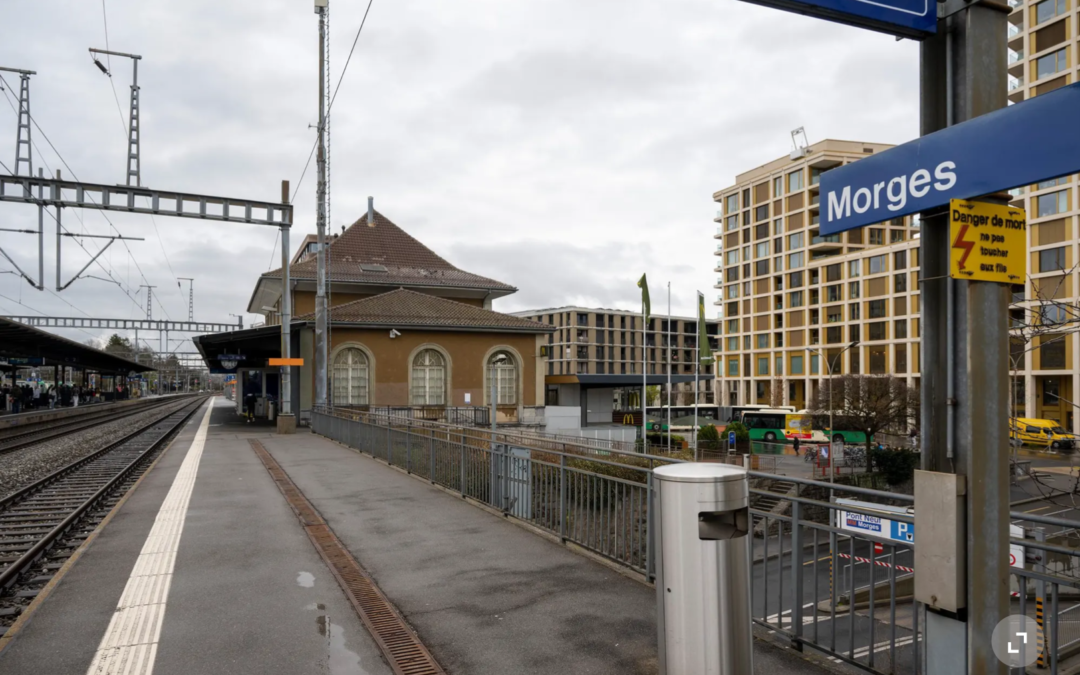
[511, 306, 719, 422]
[712, 135, 1080, 430]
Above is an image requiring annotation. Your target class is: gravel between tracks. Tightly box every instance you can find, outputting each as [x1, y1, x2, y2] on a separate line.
[0, 399, 197, 501]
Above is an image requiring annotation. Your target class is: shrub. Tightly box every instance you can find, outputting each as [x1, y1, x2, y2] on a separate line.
[698, 424, 721, 442]
[722, 421, 750, 443]
[869, 447, 919, 486]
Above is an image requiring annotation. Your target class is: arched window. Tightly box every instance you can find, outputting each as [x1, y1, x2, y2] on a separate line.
[332, 348, 369, 406]
[489, 351, 517, 405]
[411, 349, 446, 405]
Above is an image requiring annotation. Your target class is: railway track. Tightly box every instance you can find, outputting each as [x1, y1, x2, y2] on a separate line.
[0, 397, 206, 635]
[0, 396, 195, 455]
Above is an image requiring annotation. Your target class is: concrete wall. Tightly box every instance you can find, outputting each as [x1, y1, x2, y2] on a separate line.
[543, 406, 581, 432]
[585, 387, 615, 424]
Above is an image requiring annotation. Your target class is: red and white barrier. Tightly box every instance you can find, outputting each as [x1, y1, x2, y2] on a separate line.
[837, 551, 915, 574]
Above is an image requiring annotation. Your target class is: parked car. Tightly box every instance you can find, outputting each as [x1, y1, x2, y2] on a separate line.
[1011, 418, 1076, 450]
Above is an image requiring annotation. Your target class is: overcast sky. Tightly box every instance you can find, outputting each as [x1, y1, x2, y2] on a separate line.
[0, 0, 920, 350]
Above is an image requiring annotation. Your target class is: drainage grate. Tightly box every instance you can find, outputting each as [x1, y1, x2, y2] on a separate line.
[250, 440, 446, 675]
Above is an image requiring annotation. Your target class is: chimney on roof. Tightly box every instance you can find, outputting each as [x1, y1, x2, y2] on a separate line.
[367, 196, 375, 227]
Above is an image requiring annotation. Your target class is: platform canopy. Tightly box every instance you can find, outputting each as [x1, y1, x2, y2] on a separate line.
[0, 317, 153, 374]
[193, 323, 309, 374]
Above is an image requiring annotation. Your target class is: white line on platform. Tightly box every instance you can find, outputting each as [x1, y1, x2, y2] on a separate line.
[84, 401, 213, 675]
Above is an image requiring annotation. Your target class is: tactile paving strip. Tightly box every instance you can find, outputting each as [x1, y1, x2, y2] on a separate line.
[250, 440, 446, 675]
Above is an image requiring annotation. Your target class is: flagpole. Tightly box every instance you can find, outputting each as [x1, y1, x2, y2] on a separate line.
[666, 282, 671, 455]
[642, 298, 647, 454]
[694, 342, 699, 461]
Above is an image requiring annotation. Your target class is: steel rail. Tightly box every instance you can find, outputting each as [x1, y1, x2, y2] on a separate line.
[0, 398, 205, 590]
[0, 396, 194, 453]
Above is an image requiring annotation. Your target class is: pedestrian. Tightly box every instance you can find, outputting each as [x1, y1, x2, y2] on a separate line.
[793, 436, 801, 456]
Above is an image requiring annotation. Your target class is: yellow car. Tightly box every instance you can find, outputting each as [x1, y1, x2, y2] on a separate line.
[1011, 418, 1076, 450]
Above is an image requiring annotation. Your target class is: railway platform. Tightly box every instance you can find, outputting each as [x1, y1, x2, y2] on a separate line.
[0, 397, 841, 675]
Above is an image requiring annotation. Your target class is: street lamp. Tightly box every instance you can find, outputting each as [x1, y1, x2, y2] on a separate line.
[809, 340, 859, 494]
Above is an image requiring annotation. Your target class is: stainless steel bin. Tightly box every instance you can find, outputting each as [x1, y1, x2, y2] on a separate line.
[654, 463, 753, 675]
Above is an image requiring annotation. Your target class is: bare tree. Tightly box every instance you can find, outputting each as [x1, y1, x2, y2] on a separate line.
[770, 376, 784, 408]
[808, 375, 919, 455]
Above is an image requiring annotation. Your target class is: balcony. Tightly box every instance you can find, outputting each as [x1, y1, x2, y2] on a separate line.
[1007, 22, 1021, 38]
[1009, 48, 1024, 64]
[809, 232, 843, 254]
[715, 209, 724, 222]
[1007, 0, 1022, 8]
[1009, 75, 1024, 91]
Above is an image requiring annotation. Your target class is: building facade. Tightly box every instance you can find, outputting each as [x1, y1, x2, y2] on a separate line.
[712, 136, 1080, 431]
[511, 306, 719, 421]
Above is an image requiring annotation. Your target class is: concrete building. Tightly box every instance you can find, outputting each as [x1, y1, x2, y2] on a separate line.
[510, 306, 718, 425]
[712, 134, 1080, 431]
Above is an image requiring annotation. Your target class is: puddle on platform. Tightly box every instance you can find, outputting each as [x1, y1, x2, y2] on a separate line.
[296, 571, 315, 588]
[327, 620, 376, 675]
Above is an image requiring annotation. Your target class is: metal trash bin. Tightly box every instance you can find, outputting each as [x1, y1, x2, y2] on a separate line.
[654, 463, 753, 675]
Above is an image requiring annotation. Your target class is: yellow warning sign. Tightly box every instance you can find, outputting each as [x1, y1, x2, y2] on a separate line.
[949, 199, 1026, 284]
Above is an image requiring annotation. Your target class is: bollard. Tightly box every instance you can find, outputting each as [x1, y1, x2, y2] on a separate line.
[654, 463, 753, 675]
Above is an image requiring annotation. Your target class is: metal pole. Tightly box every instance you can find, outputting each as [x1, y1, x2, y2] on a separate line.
[694, 343, 699, 461]
[667, 282, 671, 455]
[919, 5, 1010, 673]
[36, 168, 44, 290]
[313, 2, 329, 409]
[279, 178, 293, 423]
[642, 303, 647, 453]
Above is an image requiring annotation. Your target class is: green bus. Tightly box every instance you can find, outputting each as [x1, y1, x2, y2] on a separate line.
[739, 409, 868, 445]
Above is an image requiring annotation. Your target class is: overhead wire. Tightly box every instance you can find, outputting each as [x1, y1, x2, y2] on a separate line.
[99, 0, 128, 140]
[0, 73, 171, 320]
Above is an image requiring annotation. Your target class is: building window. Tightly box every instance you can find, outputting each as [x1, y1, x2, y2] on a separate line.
[827, 307, 842, 323]
[757, 357, 769, 375]
[755, 260, 770, 276]
[774, 237, 784, 255]
[826, 284, 842, 303]
[725, 215, 738, 231]
[868, 321, 888, 341]
[896, 345, 907, 373]
[411, 349, 447, 405]
[726, 250, 739, 265]
[790, 270, 804, 287]
[773, 176, 783, 197]
[869, 229, 884, 245]
[850, 303, 861, 321]
[728, 359, 738, 376]
[890, 230, 906, 243]
[726, 194, 738, 213]
[788, 252, 804, 269]
[726, 336, 739, 351]
[826, 326, 843, 344]
[869, 346, 887, 374]
[744, 335, 752, 350]
[787, 170, 804, 192]
[869, 255, 887, 275]
[849, 324, 860, 343]
[1035, 0, 1066, 24]
[755, 205, 769, 222]
[1042, 339, 1066, 369]
[1042, 303, 1067, 325]
[1038, 190, 1068, 217]
[849, 260, 861, 277]
[1040, 246, 1067, 272]
[332, 348, 370, 406]
[869, 299, 887, 318]
[790, 290, 804, 307]
[810, 354, 820, 374]
[756, 241, 770, 258]
[849, 281, 861, 299]
[788, 232, 804, 250]
[757, 334, 769, 349]
[774, 219, 784, 236]
[488, 351, 517, 405]
[895, 319, 908, 339]
[727, 285, 739, 299]
[727, 319, 739, 333]
[894, 250, 907, 270]
[791, 355, 804, 375]
[895, 273, 908, 293]
[577, 312, 589, 325]
[1038, 177, 1069, 190]
[825, 263, 842, 282]
[810, 167, 823, 186]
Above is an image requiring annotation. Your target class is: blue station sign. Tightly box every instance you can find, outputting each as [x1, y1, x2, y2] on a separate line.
[739, 0, 935, 39]
[820, 82, 1080, 235]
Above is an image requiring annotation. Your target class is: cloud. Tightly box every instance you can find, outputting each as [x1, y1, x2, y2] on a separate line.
[0, 0, 920, 346]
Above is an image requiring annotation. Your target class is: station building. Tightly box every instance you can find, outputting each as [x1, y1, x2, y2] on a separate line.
[712, 137, 1080, 431]
[194, 205, 553, 424]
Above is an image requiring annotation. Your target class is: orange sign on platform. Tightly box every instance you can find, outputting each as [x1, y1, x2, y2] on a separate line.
[269, 358, 304, 366]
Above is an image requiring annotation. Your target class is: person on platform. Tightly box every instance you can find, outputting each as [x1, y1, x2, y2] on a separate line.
[793, 436, 801, 456]
[244, 391, 257, 423]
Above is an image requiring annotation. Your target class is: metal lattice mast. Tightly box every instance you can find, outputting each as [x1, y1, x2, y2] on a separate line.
[178, 277, 194, 321]
[89, 49, 142, 186]
[140, 284, 155, 320]
[0, 67, 36, 176]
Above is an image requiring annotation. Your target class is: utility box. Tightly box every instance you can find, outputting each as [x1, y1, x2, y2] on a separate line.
[914, 469, 966, 613]
[654, 463, 753, 675]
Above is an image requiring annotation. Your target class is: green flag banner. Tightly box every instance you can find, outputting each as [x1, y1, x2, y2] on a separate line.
[638, 273, 650, 322]
[698, 291, 712, 362]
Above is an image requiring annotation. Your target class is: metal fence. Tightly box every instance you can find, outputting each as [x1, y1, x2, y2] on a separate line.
[312, 408, 1080, 675]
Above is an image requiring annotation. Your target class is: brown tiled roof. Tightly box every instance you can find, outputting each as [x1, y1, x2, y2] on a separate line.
[266, 210, 515, 293]
[295, 289, 554, 333]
